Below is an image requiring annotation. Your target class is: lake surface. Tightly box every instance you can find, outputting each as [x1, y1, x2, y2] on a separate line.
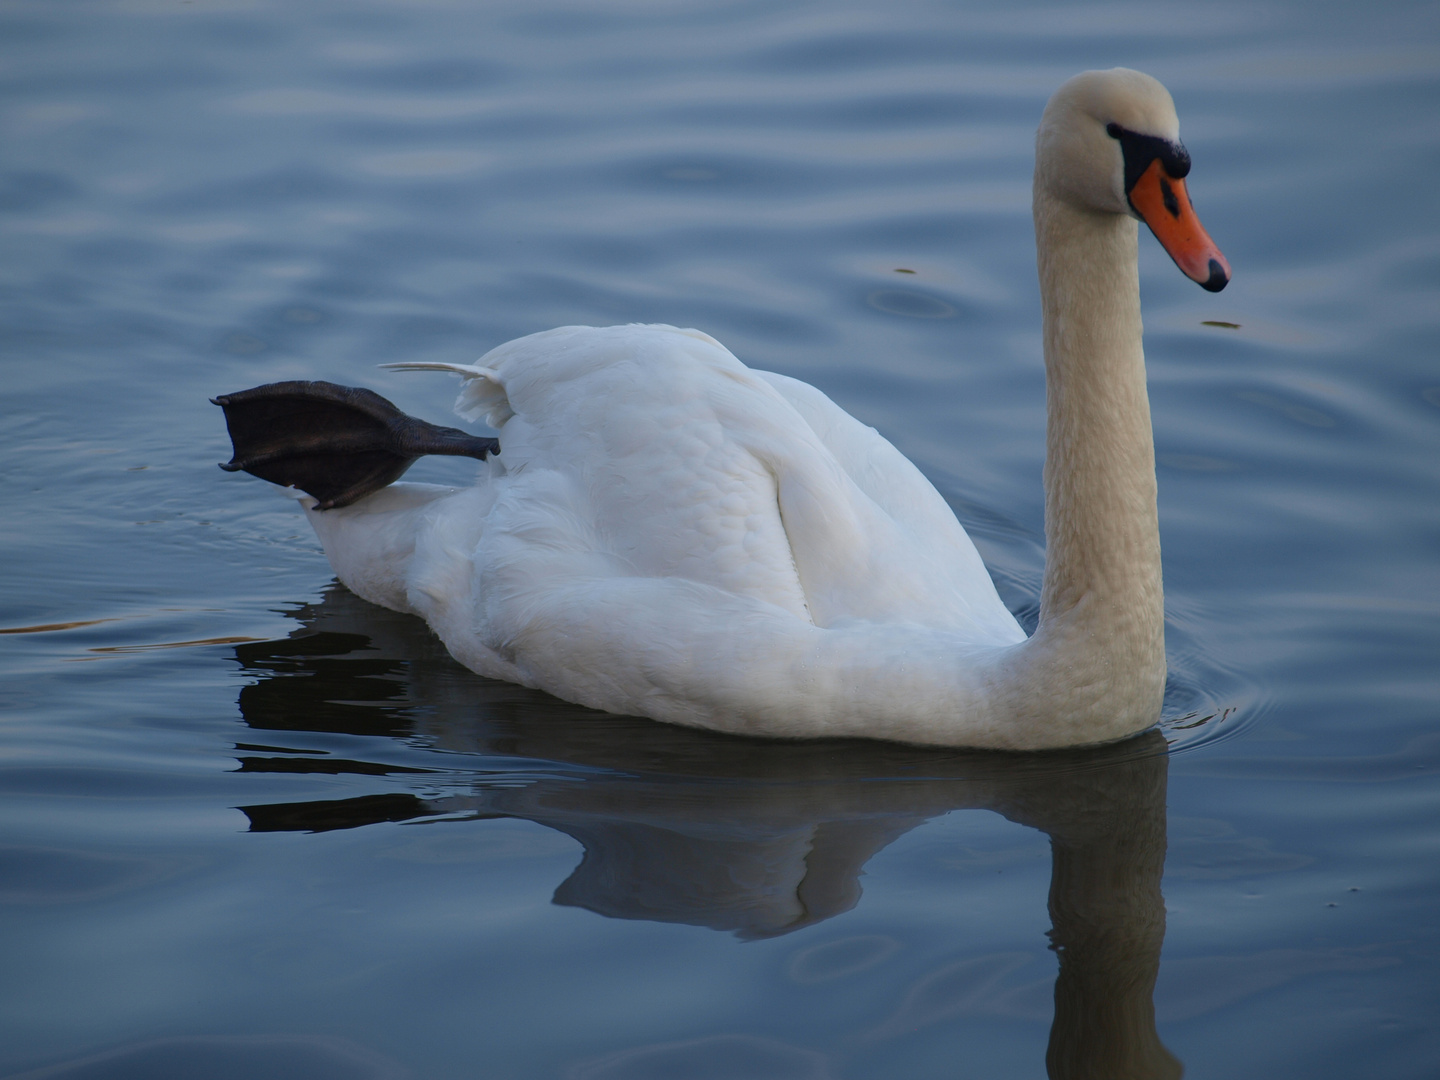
[2, 0, 1438, 1076]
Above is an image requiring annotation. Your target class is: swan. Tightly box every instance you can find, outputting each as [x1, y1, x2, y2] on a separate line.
[215, 68, 1229, 750]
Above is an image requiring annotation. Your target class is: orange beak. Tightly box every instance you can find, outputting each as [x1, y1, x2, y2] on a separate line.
[1128, 157, 1230, 292]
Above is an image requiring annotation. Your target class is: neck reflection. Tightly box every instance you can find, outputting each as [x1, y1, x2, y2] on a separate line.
[231, 584, 1181, 1079]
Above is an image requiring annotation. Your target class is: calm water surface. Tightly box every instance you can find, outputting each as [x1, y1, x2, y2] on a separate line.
[2, 1, 1438, 1077]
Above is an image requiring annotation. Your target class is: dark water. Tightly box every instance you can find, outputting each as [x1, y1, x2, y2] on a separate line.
[2, 1, 1438, 1077]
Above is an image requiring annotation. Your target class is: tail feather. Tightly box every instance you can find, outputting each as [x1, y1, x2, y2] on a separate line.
[380, 362, 512, 427]
[380, 361, 498, 379]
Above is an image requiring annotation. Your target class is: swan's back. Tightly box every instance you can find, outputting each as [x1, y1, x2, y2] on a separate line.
[478, 325, 1020, 634]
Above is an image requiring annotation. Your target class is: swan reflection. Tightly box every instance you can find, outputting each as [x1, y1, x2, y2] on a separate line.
[232, 584, 1181, 1078]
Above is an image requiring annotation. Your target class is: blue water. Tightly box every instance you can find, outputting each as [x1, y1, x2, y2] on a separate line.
[2, 1, 1438, 1077]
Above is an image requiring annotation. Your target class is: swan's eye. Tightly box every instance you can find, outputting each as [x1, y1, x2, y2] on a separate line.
[1106, 123, 1192, 193]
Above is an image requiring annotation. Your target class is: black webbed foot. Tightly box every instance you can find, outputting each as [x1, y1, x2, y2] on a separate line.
[213, 380, 499, 510]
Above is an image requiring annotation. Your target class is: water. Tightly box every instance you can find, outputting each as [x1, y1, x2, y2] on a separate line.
[2, 0, 1438, 1076]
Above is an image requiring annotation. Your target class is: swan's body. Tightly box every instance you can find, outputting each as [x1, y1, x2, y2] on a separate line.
[220, 69, 1229, 749]
[307, 324, 1035, 744]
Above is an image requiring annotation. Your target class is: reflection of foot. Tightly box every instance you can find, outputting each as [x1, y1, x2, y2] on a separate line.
[239, 792, 437, 834]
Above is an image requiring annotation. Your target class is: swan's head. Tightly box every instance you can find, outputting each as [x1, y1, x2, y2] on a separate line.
[1037, 68, 1229, 292]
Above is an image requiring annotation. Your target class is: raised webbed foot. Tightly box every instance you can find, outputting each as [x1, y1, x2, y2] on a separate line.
[213, 380, 498, 509]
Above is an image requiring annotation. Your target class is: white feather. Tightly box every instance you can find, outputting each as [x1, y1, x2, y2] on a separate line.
[380, 361, 513, 426]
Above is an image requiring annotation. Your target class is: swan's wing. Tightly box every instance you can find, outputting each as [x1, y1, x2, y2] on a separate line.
[754, 371, 985, 555]
[754, 370, 1025, 643]
[457, 324, 1020, 641]
[470, 326, 817, 623]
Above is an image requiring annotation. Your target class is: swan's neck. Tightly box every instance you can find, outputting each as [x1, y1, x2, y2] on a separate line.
[1013, 192, 1165, 737]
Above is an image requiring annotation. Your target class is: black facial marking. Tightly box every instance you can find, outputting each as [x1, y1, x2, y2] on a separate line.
[1159, 177, 1180, 218]
[1106, 122, 1191, 194]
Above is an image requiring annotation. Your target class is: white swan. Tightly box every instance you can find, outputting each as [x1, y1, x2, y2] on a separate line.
[216, 68, 1229, 749]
